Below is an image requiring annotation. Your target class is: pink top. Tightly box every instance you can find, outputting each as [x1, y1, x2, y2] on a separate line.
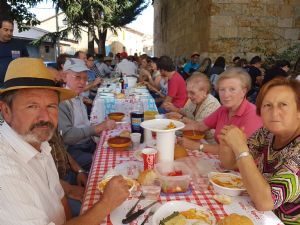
[204, 98, 262, 142]
[167, 72, 187, 108]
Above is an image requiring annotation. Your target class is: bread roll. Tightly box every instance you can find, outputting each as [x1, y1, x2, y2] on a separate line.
[120, 130, 131, 138]
[218, 213, 253, 225]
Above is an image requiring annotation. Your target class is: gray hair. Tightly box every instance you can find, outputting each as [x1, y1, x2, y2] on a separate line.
[215, 67, 251, 92]
[0, 90, 19, 109]
[187, 72, 211, 94]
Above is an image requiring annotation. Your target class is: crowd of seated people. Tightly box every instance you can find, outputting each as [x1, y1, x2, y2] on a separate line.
[1, 15, 300, 224]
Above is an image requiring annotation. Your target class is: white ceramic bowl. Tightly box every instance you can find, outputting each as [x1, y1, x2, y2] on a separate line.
[208, 172, 246, 196]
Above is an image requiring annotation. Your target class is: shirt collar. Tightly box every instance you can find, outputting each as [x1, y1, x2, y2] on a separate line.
[0, 120, 51, 163]
[232, 98, 249, 117]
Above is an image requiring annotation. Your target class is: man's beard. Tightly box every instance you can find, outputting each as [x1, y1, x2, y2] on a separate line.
[20, 121, 55, 145]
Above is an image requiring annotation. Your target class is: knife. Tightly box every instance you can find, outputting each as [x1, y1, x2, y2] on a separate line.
[122, 201, 158, 224]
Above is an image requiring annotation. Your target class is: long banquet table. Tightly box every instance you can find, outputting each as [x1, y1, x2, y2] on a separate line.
[81, 124, 284, 225]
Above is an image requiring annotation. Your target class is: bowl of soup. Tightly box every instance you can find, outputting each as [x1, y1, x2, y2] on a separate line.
[108, 112, 125, 122]
[182, 130, 205, 140]
[107, 136, 131, 151]
[208, 172, 246, 196]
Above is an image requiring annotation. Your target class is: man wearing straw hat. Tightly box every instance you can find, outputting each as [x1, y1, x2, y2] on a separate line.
[0, 58, 129, 224]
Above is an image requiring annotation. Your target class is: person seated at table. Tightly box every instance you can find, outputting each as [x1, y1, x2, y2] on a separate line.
[115, 51, 137, 76]
[157, 55, 188, 114]
[0, 57, 129, 225]
[59, 58, 116, 171]
[180, 68, 262, 154]
[166, 72, 220, 144]
[218, 77, 300, 224]
[138, 54, 152, 82]
[49, 130, 88, 217]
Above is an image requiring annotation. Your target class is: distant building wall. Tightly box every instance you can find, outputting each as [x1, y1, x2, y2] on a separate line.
[154, 0, 300, 62]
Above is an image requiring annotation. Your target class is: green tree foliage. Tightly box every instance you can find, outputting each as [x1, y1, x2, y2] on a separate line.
[56, 0, 149, 55]
[0, 1, 42, 31]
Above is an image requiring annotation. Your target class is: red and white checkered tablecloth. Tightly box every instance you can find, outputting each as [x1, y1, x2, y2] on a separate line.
[80, 124, 227, 224]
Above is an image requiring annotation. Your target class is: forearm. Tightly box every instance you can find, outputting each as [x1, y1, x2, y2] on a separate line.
[202, 144, 219, 154]
[67, 153, 82, 173]
[64, 199, 111, 225]
[219, 147, 237, 170]
[237, 156, 274, 211]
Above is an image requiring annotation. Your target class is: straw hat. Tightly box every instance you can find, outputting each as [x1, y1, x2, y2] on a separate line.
[0, 58, 76, 101]
[103, 56, 112, 62]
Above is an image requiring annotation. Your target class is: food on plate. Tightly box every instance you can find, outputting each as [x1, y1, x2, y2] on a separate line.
[213, 194, 232, 205]
[181, 208, 212, 224]
[119, 130, 131, 138]
[159, 212, 186, 225]
[115, 93, 125, 99]
[211, 174, 244, 189]
[218, 213, 253, 225]
[174, 144, 188, 159]
[98, 176, 137, 192]
[165, 122, 176, 130]
[160, 208, 214, 225]
[137, 169, 158, 185]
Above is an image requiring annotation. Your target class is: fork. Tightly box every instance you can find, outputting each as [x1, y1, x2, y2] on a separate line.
[140, 206, 156, 225]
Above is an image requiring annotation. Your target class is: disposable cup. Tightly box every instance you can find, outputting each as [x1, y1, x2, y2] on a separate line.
[155, 114, 165, 119]
[141, 178, 161, 200]
[142, 148, 158, 170]
[130, 133, 141, 149]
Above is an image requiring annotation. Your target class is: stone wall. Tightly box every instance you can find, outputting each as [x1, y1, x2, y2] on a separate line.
[154, 0, 300, 63]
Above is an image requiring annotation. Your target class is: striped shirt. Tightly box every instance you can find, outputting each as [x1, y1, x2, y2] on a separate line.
[248, 128, 300, 224]
[0, 121, 65, 225]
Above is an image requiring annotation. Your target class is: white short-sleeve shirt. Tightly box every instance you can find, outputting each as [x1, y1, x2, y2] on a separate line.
[0, 121, 66, 225]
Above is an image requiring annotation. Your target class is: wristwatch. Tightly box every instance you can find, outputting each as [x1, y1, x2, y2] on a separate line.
[199, 144, 204, 152]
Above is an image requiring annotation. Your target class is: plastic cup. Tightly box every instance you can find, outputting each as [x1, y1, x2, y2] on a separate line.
[141, 178, 161, 200]
[142, 148, 158, 170]
[130, 133, 141, 149]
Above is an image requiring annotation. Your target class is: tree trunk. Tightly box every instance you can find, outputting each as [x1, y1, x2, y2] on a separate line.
[97, 29, 107, 56]
[88, 28, 95, 54]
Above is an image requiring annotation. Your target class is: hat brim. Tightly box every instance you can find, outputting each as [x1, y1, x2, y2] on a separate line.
[191, 53, 200, 57]
[0, 86, 76, 101]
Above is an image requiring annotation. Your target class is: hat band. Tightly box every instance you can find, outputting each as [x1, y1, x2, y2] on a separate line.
[2, 77, 56, 89]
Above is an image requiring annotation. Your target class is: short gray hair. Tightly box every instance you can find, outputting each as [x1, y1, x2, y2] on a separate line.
[187, 72, 211, 94]
[0, 90, 19, 109]
[215, 67, 251, 92]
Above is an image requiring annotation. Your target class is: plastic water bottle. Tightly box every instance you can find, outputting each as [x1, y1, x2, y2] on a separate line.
[123, 74, 128, 90]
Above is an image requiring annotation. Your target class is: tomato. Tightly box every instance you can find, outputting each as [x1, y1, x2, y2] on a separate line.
[167, 170, 183, 176]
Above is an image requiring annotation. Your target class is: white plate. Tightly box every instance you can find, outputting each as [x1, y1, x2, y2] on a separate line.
[152, 201, 216, 225]
[141, 119, 185, 133]
[110, 199, 156, 225]
[104, 161, 143, 179]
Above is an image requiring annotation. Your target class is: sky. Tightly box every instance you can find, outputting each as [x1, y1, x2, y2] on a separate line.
[29, 1, 154, 35]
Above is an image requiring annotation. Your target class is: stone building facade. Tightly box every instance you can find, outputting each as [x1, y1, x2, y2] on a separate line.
[153, 0, 300, 63]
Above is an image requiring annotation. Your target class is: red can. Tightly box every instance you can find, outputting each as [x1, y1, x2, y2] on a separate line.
[142, 148, 158, 170]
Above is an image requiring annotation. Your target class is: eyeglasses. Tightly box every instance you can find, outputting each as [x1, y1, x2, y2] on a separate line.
[72, 74, 88, 82]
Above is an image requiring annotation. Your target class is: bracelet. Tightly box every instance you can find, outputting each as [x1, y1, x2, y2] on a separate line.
[235, 151, 251, 161]
[77, 169, 87, 174]
[199, 144, 204, 152]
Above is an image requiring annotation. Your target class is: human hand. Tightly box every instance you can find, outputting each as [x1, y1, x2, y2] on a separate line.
[93, 77, 102, 87]
[101, 176, 130, 211]
[219, 125, 248, 156]
[66, 185, 85, 202]
[77, 172, 88, 187]
[177, 137, 199, 150]
[162, 102, 177, 112]
[165, 112, 182, 120]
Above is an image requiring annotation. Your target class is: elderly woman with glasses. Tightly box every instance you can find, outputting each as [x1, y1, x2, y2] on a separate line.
[181, 68, 262, 154]
[166, 72, 220, 144]
[219, 77, 300, 224]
